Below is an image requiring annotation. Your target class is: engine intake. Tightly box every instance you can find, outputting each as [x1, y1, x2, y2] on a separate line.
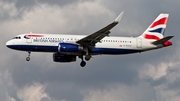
[58, 43, 83, 52]
[53, 53, 76, 62]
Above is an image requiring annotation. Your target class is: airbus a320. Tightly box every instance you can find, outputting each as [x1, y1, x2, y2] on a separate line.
[6, 12, 173, 67]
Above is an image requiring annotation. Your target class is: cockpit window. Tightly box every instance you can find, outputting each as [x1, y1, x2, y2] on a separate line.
[13, 36, 21, 39]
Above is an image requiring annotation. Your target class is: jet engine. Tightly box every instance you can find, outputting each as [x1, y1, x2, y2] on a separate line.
[58, 43, 83, 52]
[53, 53, 76, 62]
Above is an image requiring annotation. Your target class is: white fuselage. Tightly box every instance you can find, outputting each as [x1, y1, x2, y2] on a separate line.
[5, 13, 173, 67]
[6, 34, 160, 55]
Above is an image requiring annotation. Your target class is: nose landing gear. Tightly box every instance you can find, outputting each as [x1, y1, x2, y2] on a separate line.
[26, 51, 31, 61]
[26, 57, 30, 61]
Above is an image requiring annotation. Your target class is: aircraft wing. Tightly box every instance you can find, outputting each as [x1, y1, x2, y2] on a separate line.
[76, 12, 124, 48]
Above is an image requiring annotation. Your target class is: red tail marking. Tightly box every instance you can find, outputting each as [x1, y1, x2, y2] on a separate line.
[144, 34, 160, 40]
[150, 17, 167, 28]
[163, 41, 172, 47]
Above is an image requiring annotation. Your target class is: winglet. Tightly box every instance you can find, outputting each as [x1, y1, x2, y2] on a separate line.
[114, 11, 124, 23]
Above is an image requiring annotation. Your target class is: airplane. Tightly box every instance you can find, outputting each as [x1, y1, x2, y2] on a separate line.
[6, 12, 173, 67]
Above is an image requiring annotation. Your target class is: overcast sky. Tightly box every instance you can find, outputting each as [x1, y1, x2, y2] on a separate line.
[1, 0, 180, 101]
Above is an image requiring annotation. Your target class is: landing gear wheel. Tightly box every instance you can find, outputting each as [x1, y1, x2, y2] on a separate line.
[26, 57, 30, 61]
[26, 51, 31, 61]
[85, 55, 91, 61]
[80, 61, 86, 67]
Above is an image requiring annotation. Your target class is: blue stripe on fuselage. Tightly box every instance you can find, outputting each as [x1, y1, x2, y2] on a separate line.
[6, 45, 141, 54]
[92, 48, 140, 54]
[7, 45, 58, 52]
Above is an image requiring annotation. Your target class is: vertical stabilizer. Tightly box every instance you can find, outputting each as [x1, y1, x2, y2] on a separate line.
[138, 14, 169, 40]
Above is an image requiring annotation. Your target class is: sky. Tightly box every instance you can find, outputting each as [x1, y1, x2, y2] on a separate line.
[0, 0, 180, 101]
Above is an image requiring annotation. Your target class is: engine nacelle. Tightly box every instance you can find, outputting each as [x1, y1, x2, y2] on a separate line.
[53, 53, 76, 62]
[58, 43, 83, 52]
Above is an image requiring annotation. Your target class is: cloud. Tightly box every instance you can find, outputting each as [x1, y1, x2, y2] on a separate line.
[82, 83, 155, 101]
[0, 0, 112, 37]
[140, 62, 172, 80]
[6, 93, 16, 101]
[16, 83, 50, 101]
[0, 1, 18, 22]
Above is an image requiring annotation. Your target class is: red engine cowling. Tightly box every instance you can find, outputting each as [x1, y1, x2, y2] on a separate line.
[53, 53, 76, 62]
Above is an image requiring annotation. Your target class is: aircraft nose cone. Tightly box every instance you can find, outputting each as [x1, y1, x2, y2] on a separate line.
[6, 40, 13, 48]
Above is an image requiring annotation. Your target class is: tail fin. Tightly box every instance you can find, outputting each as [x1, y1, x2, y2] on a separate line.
[138, 14, 169, 40]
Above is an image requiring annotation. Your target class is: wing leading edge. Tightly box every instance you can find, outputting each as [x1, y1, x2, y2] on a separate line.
[76, 12, 124, 48]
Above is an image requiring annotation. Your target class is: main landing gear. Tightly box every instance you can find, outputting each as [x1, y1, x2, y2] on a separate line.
[80, 60, 86, 67]
[26, 51, 31, 61]
[79, 47, 92, 67]
[85, 55, 92, 61]
[79, 55, 92, 67]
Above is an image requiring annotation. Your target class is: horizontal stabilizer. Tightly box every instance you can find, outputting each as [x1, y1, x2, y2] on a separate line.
[152, 36, 174, 45]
